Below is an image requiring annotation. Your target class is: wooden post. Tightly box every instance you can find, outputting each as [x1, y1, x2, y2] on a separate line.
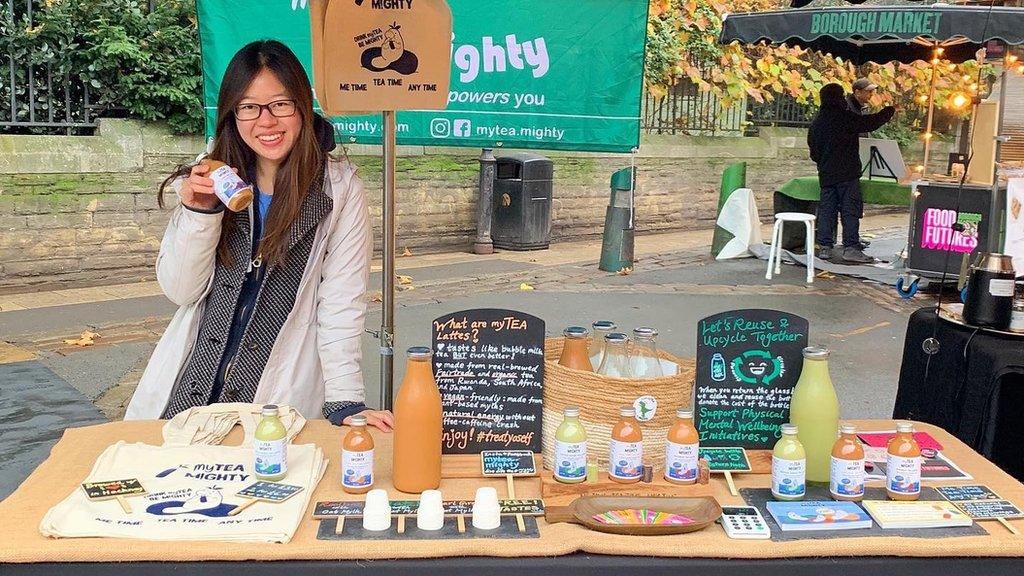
[116, 496, 132, 515]
[723, 472, 738, 496]
[997, 518, 1019, 535]
[506, 473, 526, 533]
[334, 515, 345, 535]
[228, 499, 258, 517]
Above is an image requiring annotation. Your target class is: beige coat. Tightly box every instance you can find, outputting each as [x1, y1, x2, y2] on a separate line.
[125, 158, 371, 420]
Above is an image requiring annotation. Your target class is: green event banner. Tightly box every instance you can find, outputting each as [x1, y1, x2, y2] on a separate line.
[197, 0, 648, 153]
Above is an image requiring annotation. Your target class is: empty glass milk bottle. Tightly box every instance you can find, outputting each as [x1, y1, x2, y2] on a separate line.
[630, 327, 664, 379]
[596, 333, 633, 378]
[589, 320, 617, 368]
[558, 326, 594, 372]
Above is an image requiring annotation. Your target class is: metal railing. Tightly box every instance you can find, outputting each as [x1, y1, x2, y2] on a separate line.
[747, 94, 817, 128]
[1, 0, 102, 134]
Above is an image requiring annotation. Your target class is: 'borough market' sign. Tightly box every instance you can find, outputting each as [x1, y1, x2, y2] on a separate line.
[809, 10, 943, 36]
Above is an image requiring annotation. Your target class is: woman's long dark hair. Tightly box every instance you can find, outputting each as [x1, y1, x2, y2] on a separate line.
[159, 40, 326, 268]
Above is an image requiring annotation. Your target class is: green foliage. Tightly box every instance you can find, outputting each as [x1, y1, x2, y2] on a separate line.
[0, 0, 202, 134]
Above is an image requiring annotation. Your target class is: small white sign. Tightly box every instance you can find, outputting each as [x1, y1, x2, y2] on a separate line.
[633, 395, 657, 422]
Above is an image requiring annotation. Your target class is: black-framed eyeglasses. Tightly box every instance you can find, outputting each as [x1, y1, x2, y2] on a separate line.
[234, 99, 297, 121]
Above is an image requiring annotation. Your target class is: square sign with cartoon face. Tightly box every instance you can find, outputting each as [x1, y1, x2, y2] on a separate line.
[694, 309, 809, 449]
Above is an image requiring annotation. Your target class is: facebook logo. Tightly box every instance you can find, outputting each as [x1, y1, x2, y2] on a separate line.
[453, 119, 472, 137]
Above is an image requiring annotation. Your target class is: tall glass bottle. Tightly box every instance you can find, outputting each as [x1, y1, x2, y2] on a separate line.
[589, 320, 616, 368]
[553, 406, 588, 484]
[630, 327, 664, 379]
[393, 346, 442, 493]
[558, 326, 594, 372]
[788, 346, 840, 483]
[596, 333, 633, 378]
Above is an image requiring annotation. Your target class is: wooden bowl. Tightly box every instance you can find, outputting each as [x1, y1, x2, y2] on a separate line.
[545, 495, 722, 536]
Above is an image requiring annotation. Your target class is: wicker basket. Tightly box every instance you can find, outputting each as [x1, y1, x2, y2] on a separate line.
[542, 337, 695, 471]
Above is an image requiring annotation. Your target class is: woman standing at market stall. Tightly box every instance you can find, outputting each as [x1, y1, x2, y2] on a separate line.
[125, 40, 393, 431]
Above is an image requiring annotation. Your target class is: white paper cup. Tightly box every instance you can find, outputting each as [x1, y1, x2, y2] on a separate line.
[472, 486, 501, 530]
[362, 488, 391, 531]
[416, 489, 444, 531]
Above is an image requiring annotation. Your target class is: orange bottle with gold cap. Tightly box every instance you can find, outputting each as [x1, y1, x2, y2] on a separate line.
[886, 422, 922, 501]
[829, 423, 865, 501]
[341, 414, 375, 494]
[664, 408, 699, 485]
[392, 346, 442, 493]
[558, 326, 594, 371]
[608, 406, 643, 483]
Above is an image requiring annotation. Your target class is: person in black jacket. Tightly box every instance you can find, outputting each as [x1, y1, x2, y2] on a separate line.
[808, 83, 895, 263]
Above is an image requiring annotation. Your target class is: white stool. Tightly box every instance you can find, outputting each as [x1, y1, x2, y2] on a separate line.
[766, 212, 815, 284]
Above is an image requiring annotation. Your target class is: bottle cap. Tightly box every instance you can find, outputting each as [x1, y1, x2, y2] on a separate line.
[676, 408, 694, 419]
[840, 423, 857, 435]
[802, 346, 830, 360]
[564, 406, 580, 417]
[619, 406, 636, 418]
[605, 332, 629, 343]
[633, 327, 658, 338]
[261, 404, 279, 416]
[896, 421, 914, 433]
[592, 320, 617, 331]
[350, 415, 368, 426]
[780, 423, 798, 434]
[563, 326, 589, 339]
[407, 346, 432, 359]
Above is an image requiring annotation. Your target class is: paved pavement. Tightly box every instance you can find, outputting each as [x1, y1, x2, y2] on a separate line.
[0, 212, 929, 499]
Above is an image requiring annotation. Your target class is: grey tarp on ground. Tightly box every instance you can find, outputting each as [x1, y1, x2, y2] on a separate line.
[0, 361, 106, 500]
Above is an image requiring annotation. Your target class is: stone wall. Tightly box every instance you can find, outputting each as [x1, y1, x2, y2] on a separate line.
[0, 118, 916, 293]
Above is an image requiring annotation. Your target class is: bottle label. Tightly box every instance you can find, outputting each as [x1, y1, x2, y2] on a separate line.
[829, 456, 866, 498]
[771, 456, 806, 498]
[989, 278, 1015, 297]
[554, 440, 587, 480]
[886, 454, 921, 495]
[608, 440, 643, 479]
[665, 441, 699, 481]
[210, 165, 248, 204]
[342, 448, 375, 488]
[254, 437, 287, 477]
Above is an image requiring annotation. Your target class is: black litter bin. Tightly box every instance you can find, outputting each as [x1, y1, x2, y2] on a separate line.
[491, 153, 553, 250]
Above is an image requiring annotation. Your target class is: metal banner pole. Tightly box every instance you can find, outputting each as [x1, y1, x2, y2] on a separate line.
[923, 49, 940, 173]
[380, 110, 397, 411]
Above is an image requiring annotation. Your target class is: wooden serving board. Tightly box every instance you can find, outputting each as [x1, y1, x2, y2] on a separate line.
[541, 469, 715, 508]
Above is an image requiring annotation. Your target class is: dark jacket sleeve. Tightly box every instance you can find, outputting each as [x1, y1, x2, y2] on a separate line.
[807, 124, 819, 163]
[848, 106, 895, 135]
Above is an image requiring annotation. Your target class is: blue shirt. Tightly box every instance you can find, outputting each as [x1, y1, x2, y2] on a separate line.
[255, 187, 272, 233]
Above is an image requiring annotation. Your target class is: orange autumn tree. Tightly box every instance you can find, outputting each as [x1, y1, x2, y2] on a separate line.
[646, 0, 993, 133]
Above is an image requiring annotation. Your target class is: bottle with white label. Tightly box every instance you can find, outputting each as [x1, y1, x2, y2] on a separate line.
[664, 408, 699, 485]
[342, 414, 375, 494]
[886, 421, 921, 501]
[254, 404, 288, 481]
[771, 423, 806, 501]
[553, 406, 588, 484]
[829, 423, 865, 501]
[608, 406, 643, 483]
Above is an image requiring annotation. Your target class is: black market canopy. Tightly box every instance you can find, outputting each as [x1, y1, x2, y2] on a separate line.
[720, 4, 1024, 64]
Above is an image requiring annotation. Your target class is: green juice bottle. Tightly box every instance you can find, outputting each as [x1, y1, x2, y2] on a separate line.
[788, 346, 840, 483]
[553, 406, 588, 483]
[771, 423, 806, 500]
[254, 404, 288, 481]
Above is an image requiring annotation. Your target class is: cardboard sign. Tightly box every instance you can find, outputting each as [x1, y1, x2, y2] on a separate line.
[956, 500, 1024, 520]
[698, 447, 751, 472]
[481, 450, 537, 477]
[312, 498, 545, 518]
[694, 310, 809, 449]
[432, 308, 545, 454]
[936, 485, 1001, 502]
[81, 479, 146, 500]
[311, 0, 452, 114]
[237, 481, 303, 502]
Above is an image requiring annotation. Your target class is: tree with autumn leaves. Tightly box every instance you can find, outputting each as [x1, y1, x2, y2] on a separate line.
[646, 0, 994, 138]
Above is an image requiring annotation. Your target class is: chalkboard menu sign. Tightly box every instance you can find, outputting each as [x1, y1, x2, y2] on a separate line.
[432, 308, 545, 454]
[694, 309, 809, 449]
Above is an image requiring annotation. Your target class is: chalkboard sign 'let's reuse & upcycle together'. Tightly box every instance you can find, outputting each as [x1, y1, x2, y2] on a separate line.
[432, 309, 545, 455]
[694, 310, 809, 450]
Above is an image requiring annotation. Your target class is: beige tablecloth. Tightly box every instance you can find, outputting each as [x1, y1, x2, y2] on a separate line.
[2, 419, 1023, 563]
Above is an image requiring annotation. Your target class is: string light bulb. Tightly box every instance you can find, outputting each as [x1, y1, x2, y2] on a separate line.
[936, 47, 945, 56]
[918, 94, 929, 104]
[923, 132, 934, 141]
[951, 93, 968, 109]
[915, 165, 926, 173]
[1008, 54, 1019, 65]
[948, 63, 957, 71]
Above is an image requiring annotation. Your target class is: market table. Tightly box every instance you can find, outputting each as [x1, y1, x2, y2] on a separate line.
[2, 419, 1023, 575]
[895, 306, 1024, 481]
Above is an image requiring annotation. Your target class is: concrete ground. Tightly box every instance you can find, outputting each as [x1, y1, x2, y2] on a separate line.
[0, 212, 929, 499]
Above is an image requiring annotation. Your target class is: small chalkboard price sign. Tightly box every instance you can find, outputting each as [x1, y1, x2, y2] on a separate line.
[936, 485, 1001, 502]
[229, 481, 304, 517]
[481, 450, 537, 477]
[432, 308, 545, 455]
[698, 447, 750, 497]
[694, 309, 809, 450]
[81, 478, 146, 514]
[936, 484, 1022, 534]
